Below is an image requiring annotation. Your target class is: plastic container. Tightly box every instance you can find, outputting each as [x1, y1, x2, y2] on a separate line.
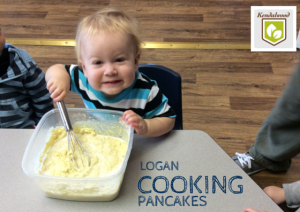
[22, 108, 133, 201]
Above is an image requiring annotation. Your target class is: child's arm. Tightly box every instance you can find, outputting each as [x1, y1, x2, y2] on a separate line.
[45, 64, 70, 102]
[263, 186, 286, 204]
[122, 110, 175, 137]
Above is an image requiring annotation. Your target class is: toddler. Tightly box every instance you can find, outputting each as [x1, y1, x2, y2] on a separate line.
[0, 25, 54, 128]
[46, 8, 176, 136]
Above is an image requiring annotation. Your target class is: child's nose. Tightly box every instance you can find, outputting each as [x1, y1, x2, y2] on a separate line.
[104, 63, 117, 75]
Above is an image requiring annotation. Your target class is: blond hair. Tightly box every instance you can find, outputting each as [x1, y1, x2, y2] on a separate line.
[75, 8, 141, 62]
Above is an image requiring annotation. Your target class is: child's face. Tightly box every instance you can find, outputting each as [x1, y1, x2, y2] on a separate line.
[80, 32, 140, 99]
[0, 25, 5, 52]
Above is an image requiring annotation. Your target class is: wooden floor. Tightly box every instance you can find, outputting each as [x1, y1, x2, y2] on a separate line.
[1, 1, 300, 211]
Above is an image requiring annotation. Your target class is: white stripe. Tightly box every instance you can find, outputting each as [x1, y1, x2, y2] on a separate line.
[138, 73, 148, 82]
[117, 98, 148, 109]
[78, 80, 148, 109]
[69, 64, 78, 74]
[148, 85, 159, 102]
[78, 80, 98, 100]
[156, 103, 171, 116]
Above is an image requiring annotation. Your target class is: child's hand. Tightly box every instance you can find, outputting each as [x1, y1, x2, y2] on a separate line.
[45, 64, 70, 102]
[264, 186, 286, 204]
[121, 111, 174, 137]
[122, 110, 148, 135]
[47, 78, 69, 102]
[244, 208, 267, 212]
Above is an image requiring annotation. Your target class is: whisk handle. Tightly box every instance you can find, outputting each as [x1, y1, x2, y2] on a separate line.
[56, 101, 73, 131]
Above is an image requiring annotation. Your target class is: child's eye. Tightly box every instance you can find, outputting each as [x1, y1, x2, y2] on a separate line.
[94, 61, 102, 65]
[115, 58, 125, 63]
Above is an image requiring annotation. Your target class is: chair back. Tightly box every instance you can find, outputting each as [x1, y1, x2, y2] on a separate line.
[138, 63, 183, 130]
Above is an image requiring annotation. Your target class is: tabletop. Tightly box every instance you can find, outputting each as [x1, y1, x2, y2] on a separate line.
[0, 129, 282, 212]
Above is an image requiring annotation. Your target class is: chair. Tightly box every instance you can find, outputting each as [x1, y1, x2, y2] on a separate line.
[138, 63, 183, 130]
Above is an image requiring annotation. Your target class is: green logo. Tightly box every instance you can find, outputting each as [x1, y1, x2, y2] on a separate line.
[262, 19, 286, 46]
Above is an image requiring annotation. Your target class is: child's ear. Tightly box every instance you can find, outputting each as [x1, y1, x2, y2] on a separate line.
[135, 52, 140, 71]
[79, 59, 88, 77]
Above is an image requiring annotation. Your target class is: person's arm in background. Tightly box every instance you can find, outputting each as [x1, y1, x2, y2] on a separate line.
[242, 181, 300, 212]
[24, 65, 54, 124]
[241, 186, 285, 212]
[263, 186, 286, 204]
[244, 208, 267, 212]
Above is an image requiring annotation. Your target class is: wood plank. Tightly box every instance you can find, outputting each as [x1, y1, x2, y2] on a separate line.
[183, 96, 230, 110]
[230, 97, 277, 110]
[183, 109, 268, 126]
[140, 49, 299, 63]
[272, 63, 298, 76]
[162, 62, 273, 73]
[0, 4, 78, 11]
[2, 0, 110, 6]
[110, 0, 263, 7]
[135, 14, 203, 22]
[1, 11, 47, 18]
[183, 121, 262, 155]
[185, 72, 289, 97]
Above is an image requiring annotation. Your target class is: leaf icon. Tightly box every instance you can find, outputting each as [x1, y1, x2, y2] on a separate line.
[273, 30, 282, 39]
[267, 24, 276, 37]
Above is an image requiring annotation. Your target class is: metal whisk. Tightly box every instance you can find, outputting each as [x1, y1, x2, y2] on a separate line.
[56, 101, 90, 170]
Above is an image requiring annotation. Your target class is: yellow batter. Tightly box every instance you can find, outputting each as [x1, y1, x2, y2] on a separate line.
[38, 126, 128, 178]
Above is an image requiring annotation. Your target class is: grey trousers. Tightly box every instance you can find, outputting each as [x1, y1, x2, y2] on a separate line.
[249, 60, 300, 171]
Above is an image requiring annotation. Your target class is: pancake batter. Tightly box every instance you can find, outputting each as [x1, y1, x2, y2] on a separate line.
[39, 126, 128, 178]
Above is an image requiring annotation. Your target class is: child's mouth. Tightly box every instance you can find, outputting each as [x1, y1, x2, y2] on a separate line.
[103, 80, 122, 85]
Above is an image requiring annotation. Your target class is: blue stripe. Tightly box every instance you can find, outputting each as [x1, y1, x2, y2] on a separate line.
[91, 71, 139, 103]
[4, 80, 23, 86]
[24, 71, 44, 87]
[70, 68, 141, 104]
[83, 99, 96, 109]
[125, 88, 150, 100]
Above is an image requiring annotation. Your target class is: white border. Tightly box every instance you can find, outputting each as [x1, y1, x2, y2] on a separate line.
[251, 6, 297, 52]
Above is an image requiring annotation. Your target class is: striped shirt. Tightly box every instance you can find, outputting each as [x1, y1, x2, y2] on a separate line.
[65, 65, 176, 119]
[0, 43, 54, 128]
